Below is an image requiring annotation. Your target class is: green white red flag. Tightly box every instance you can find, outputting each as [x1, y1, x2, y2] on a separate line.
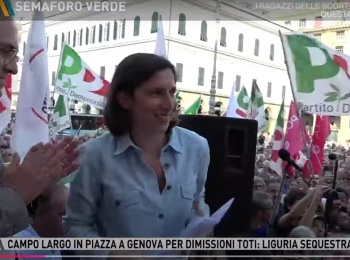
[269, 100, 285, 176]
[281, 32, 350, 115]
[49, 95, 71, 141]
[55, 44, 110, 109]
[247, 81, 266, 130]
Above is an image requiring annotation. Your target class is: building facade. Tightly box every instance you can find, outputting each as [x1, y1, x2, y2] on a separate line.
[16, 0, 293, 132]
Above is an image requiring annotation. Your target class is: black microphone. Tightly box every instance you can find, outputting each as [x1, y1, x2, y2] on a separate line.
[328, 153, 339, 190]
[278, 149, 303, 172]
[328, 153, 339, 161]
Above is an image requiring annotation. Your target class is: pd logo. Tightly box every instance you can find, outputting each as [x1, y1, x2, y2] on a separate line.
[0, 0, 14, 17]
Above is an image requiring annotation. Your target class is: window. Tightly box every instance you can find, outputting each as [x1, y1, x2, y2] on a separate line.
[90, 26, 96, 44]
[100, 66, 105, 78]
[267, 82, 272, 97]
[51, 71, 56, 86]
[178, 13, 186, 36]
[176, 63, 183, 82]
[113, 21, 118, 40]
[72, 30, 76, 47]
[120, 19, 126, 39]
[104, 23, 110, 41]
[299, 19, 306, 27]
[270, 44, 274, 61]
[53, 34, 58, 50]
[285, 21, 291, 25]
[198, 67, 205, 86]
[98, 24, 103, 43]
[79, 29, 83, 45]
[217, 72, 224, 89]
[282, 85, 286, 99]
[238, 33, 243, 52]
[315, 16, 322, 27]
[22, 41, 25, 55]
[336, 46, 344, 52]
[314, 33, 321, 41]
[151, 12, 159, 33]
[134, 16, 140, 36]
[220, 27, 226, 47]
[235, 75, 241, 92]
[200, 21, 207, 42]
[327, 130, 338, 142]
[46, 36, 49, 49]
[254, 39, 259, 56]
[85, 27, 89, 45]
[336, 31, 345, 40]
[61, 32, 65, 44]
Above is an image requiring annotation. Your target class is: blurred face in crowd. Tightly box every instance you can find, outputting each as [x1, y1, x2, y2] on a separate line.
[267, 182, 280, 204]
[256, 197, 273, 225]
[289, 181, 298, 189]
[253, 178, 265, 191]
[311, 218, 325, 237]
[1, 148, 12, 163]
[296, 176, 303, 184]
[119, 68, 176, 134]
[0, 20, 18, 90]
[34, 186, 69, 237]
[338, 211, 350, 231]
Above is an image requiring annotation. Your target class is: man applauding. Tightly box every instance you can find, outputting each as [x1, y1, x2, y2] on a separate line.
[0, 16, 80, 236]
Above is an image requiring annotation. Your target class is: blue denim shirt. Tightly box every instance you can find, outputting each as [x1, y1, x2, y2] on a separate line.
[14, 225, 61, 260]
[62, 126, 210, 256]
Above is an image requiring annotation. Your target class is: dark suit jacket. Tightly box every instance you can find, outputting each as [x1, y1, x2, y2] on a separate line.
[0, 157, 30, 236]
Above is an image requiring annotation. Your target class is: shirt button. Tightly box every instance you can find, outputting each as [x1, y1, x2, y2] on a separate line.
[167, 185, 172, 190]
[158, 214, 164, 219]
[163, 163, 170, 170]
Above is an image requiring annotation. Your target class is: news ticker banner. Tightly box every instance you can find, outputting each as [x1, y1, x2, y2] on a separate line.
[7, 0, 350, 21]
[2, 238, 350, 251]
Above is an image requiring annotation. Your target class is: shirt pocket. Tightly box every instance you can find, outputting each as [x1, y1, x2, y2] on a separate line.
[180, 185, 196, 210]
[109, 190, 155, 216]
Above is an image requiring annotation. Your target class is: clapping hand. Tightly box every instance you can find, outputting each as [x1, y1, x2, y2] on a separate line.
[3, 137, 80, 204]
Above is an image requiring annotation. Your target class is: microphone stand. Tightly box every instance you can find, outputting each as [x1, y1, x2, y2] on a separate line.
[268, 162, 290, 230]
[323, 156, 339, 237]
[332, 158, 339, 190]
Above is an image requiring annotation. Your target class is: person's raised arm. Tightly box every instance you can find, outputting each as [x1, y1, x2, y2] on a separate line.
[299, 185, 329, 227]
[279, 189, 316, 228]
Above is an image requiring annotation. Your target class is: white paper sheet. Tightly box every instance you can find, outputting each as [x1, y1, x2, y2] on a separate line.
[180, 198, 235, 237]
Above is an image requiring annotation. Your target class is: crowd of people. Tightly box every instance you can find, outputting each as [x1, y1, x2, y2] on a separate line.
[2, 11, 350, 260]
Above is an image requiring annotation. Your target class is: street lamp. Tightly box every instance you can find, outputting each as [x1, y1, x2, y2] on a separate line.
[208, 0, 221, 115]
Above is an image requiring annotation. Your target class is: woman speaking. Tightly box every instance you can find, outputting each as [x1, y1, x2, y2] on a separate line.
[63, 53, 210, 256]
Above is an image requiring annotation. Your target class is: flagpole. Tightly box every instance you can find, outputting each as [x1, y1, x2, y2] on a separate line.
[208, 0, 220, 115]
[279, 31, 317, 177]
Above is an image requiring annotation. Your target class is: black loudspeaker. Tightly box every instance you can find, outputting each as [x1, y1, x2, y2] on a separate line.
[178, 115, 257, 236]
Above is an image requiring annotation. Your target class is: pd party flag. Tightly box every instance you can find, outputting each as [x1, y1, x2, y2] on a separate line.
[248, 81, 266, 130]
[226, 83, 249, 118]
[0, 74, 12, 132]
[184, 96, 201, 115]
[281, 32, 350, 115]
[12, 6, 50, 159]
[269, 100, 285, 176]
[49, 95, 71, 141]
[55, 44, 110, 109]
